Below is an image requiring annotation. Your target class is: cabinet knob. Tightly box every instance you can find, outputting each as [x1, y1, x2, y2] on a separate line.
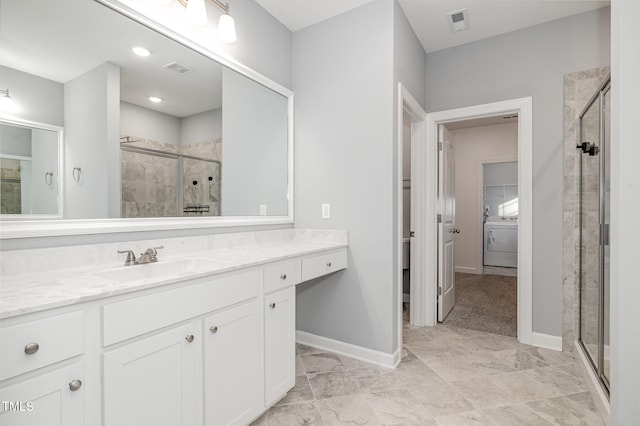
[69, 380, 82, 391]
[185, 334, 195, 343]
[269, 302, 276, 309]
[280, 274, 287, 280]
[24, 343, 39, 355]
[326, 262, 332, 267]
[209, 326, 218, 334]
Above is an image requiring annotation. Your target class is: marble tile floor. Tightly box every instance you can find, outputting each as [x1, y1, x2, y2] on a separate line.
[252, 322, 606, 425]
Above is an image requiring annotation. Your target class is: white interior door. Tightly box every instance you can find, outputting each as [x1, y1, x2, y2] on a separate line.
[438, 125, 457, 322]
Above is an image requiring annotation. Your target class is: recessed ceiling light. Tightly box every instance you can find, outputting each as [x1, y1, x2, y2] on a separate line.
[131, 46, 151, 57]
[148, 96, 162, 103]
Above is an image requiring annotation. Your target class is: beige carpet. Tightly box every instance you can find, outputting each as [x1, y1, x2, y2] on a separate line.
[442, 272, 517, 337]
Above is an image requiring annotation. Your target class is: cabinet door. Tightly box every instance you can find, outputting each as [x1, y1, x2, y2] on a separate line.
[103, 322, 201, 426]
[0, 362, 84, 426]
[204, 299, 261, 426]
[264, 286, 295, 406]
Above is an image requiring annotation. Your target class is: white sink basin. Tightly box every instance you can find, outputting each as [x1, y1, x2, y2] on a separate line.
[94, 258, 219, 282]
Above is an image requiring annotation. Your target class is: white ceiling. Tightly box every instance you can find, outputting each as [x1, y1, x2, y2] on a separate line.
[1, 0, 223, 117]
[255, 0, 610, 53]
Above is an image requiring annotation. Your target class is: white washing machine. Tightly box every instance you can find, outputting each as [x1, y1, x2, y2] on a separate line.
[484, 216, 518, 268]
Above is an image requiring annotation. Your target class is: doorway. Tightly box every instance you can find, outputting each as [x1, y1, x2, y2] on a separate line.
[411, 97, 534, 346]
[437, 118, 519, 336]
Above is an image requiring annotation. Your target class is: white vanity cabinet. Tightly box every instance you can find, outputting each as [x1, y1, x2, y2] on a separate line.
[264, 286, 296, 407]
[103, 321, 202, 426]
[0, 362, 85, 426]
[0, 311, 85, 426]
[204, 299, 262, 426]
[0, 244, 347, 426]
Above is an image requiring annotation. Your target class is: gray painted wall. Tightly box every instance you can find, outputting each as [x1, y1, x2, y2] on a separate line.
[610, 1, 640, 423]
[425, 8, 610, 337]
[294, 0, 425, 355]
[221, 68, 288, 216]
[392, 0, 427, 350]
[180, 109, 222, 145]
[120, 102, 181, 145]
[64, 62, 121, 219]
[0, 65, 64, 127]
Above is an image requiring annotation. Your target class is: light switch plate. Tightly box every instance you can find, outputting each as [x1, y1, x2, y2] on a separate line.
[260, 204, 267, 216]
[321, 203, 330, 219]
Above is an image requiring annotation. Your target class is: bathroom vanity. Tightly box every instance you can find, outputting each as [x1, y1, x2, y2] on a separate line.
[0, 229, 347, 426]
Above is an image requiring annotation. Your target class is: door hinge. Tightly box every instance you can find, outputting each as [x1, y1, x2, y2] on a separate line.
[409, 231, 415, 237]
[438, 141, 443, 151]
[437, 214, 442, 223]
[438, 287, 442, 296]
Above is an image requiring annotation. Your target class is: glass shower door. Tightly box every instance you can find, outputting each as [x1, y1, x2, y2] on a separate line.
[579, 97, 601, 369]
[578, 76, 610, 395]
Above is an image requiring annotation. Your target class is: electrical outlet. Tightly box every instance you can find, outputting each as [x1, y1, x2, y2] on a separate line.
[321, 203, 330, 219]
[260, 204, 267, 216]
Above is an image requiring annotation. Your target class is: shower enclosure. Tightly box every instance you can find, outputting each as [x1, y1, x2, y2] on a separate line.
[577, 75, 610, 395]
[120, 137, 221, 218]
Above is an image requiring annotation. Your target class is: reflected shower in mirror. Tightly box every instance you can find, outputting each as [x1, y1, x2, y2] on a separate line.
[0, 120, 61, 217]
[0, 0, 290, 221]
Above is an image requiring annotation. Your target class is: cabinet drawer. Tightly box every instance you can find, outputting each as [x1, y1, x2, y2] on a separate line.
[0, 311, 84, 381]
[103, 270, 259, 346]
[264, 260, 301, 293]
[301, 249, 347, 282]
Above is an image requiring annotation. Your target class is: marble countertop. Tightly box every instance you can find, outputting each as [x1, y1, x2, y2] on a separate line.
[0, 230, 347, 320]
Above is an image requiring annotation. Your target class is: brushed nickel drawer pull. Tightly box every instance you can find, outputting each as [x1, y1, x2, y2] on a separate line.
[280, 274, 287, 280]
[24, 343, 39, 355]
[269, 302, 276, 309]
[326, 262, 332, 267]
[69, 380, 82, 391]
[185, 334, 195, 343]
[210, 326, 218, 334]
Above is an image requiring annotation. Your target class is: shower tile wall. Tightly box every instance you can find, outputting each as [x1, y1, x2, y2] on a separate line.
[0, 159, 22, 214]
[562, 67, 609, 352]
[121, 137, 221, 218]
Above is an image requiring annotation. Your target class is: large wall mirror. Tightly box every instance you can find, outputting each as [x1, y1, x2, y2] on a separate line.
[0, 0, 292, 238]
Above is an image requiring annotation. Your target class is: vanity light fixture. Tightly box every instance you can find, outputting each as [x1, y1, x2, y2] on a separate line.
[131, 46, 151, 57]
[148, 96, 163, 103]
[176, 0, 237, 43]
[0, 89, 13, 106]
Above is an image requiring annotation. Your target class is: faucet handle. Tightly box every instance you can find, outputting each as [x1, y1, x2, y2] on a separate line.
[141, 246, 163, 262]
[117, 249, 138, 266]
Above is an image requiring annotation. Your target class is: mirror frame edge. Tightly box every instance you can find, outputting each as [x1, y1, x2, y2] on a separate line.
[0, 0, 294, 240]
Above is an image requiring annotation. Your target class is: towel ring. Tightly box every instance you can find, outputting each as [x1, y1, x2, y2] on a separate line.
[44, 171, 53, 186]
[72, 167, 82, 183]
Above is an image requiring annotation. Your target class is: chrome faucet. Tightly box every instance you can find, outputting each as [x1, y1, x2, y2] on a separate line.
[138, 246, 164, 264]
[117, 246, 164, 266]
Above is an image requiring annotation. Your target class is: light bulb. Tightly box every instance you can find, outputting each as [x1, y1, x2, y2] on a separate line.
[218, 13, 236, 43]
[148, 96, 163, 103]
[186, 0, 208, 26]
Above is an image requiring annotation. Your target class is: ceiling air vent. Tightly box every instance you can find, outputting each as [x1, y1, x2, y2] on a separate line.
[163, 62, 192, 75]
[446, 8, 469, 33]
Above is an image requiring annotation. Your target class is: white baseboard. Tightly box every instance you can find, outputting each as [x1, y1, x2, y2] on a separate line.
[530, 332, 563, 351]
[454, 266, 479, 274]
[296, 330, 400, 369]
